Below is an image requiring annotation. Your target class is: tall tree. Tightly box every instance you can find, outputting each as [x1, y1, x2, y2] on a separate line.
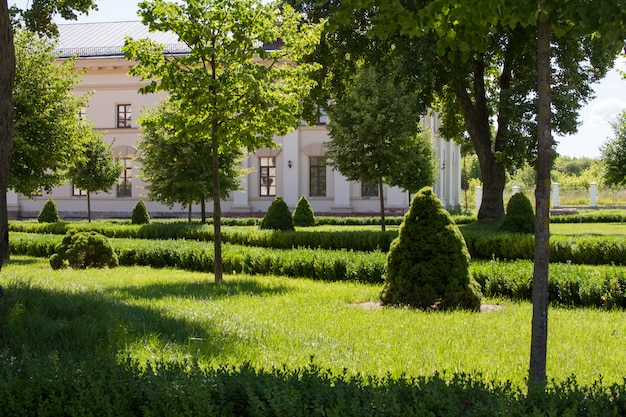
[600, 110, 626, 188]
[326, 64, 437, 231]
[0, 0, 97, 269]
[68, 133, 123, 222]
[11, 29, 92, 195]
[138, 99, 242, 223]
[123, 0, 320, 282]
[291, 0, 619, 223]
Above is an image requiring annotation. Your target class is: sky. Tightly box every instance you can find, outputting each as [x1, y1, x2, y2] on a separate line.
[11, 0, 626, 159]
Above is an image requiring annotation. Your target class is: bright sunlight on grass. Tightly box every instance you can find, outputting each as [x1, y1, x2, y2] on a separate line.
[2, 256, 625, 389]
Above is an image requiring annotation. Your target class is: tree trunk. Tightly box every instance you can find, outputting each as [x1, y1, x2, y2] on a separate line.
[0, 1, 15, 269]
[529, 13, 552, 394]
[211, 121, 223, 282]
[188, 202, 192, 223]
[87, 191, 92, 222]
[201, 199, 206, 224]
[378, 177, 385, 232]
[453, 62, 506, 223]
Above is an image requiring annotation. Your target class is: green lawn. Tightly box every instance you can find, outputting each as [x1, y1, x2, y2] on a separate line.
[2, 256, 625, 389]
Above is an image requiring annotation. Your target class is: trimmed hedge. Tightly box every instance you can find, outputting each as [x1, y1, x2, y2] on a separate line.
[1, 354, 625, 417]
[9, 233, 626, 308]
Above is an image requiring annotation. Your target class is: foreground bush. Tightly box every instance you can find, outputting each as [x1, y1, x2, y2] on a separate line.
[260, 196, 294, 231]
[0, 354, 624, 417]
[293, 196, 315, 227]
[50, 231, 118, 270]
[381, 187, 482, 311]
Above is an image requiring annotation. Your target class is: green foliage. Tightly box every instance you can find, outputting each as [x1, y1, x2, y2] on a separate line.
[499, 192, 535, 234]
[131, 200, 150, 225]
[49, 231, 118, 270]
[380, 187, 482, 310]
[601, 111, 626, 187]
[292, 196, 315, 227]
[260, 196, 295, 231]
[11, 29, 92, 195]
[37, 199, 60, 223]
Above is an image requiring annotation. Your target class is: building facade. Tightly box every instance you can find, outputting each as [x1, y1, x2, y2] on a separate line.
[9, 22, 461, 219]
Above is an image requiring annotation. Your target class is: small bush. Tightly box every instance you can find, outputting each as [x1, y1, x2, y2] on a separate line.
[260, 196, 294, 231]
[50, 231, 118, 270]
[37, 199, 60, 223]
[131, 200, 150, 225]
[380, 187, 482, 311]
[293, 196, 315, 227]
[499, 193, 534, 234]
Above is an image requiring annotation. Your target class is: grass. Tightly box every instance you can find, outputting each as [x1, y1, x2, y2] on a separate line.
[2, 256, 625, 390]
[550, 222, 626, 235]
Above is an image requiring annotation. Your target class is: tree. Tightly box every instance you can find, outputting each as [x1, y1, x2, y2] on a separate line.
[291, 0, 619, 223]
[601, 111, 626, 187]
[68, 133, 123, 222]
[138, 99, 242, 224]
[0, 0, 97, 268]
[326, 64, 437, 231]
[123, 0, 320, 282]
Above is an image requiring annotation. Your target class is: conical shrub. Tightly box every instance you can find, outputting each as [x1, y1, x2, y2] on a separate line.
[380, 187, 482, 311]
[38, 199, 60, 223]
[293, 196, 315, 227]
[499, 192, 535, 234]
[260, 196, 294, 231]
[131, 200, 150, 225]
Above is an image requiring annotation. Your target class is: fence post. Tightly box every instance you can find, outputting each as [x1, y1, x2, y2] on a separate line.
[552, 183, 560, 208]
[512, 185, 520, 195]
[590, 182, 597, 207]
[475, 186, 482, 211]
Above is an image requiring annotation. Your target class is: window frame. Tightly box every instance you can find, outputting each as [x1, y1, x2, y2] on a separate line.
[116, 104, 132, 128]
[117, 158, 132, 198]
[309, 156, 327, 197]
[259, 156, 276, 197]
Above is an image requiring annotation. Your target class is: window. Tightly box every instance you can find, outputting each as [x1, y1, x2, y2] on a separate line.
[72, 185, 87, 197]
[316, 104, 328, 125]
[309, 156, 327, 197]
[259, 157, 276, 196]
[117, 158, 132, 197]
[117, 104, 132, 128]
[361, 182, 378, 197]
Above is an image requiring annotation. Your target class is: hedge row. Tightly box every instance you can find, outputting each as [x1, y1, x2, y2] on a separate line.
[2, 354, 624, 417]
[9, 233, 626, 308]
[472, 260, 626, 308]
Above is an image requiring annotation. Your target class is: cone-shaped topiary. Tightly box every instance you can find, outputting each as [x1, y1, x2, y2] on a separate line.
[131, 200, 150, 225]
[499, 192, 535, 234]
[380, 187, 482, 311]
[292, 196, 315, 227]
[50, 230, 118, 270]
[260, 196, 295, 231]
[37, 199, 61, 223]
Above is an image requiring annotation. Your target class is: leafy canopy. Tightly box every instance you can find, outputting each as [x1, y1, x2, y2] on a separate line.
[601, 111, 626, 188]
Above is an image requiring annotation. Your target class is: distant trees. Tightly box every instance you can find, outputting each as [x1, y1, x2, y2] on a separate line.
[68, 135, 123, 222]
[326, 65, 437, 232]
[601, 111, 626, 188]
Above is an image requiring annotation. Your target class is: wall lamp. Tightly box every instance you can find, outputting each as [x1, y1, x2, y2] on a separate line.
[288, 160, 292, 168]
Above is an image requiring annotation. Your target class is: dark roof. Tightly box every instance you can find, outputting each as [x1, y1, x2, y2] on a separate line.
[56, 21, 189, 58]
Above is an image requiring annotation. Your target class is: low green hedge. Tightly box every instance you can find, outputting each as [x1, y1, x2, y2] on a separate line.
[1, 354, 624, 417]
[9, 233, 626, 308]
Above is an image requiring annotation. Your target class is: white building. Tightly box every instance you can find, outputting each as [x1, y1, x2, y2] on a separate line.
[9, 22, 461, 219]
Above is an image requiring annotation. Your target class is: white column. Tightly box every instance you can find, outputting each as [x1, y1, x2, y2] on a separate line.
[512, 185, 520, 195]
[590, 182, 597, 207]
[475, 186, 482, 211]
[232, 155, 250, 211]
[386, 186, 406, 209]
[552, 183, 560, 208]
[7, 190, 19, 219]
[333, 171, 351, 210]
[281, 130, 300, 208]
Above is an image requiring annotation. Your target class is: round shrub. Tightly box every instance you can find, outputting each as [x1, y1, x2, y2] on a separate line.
[499, 192, 535, 234]
[37, 199, 60, 223]
[260, 196, 294, 231]
[380, 187, 482, 311]
[50, 230, 118, 270]
[293, 196, 315, 227]
[131, 200, 150, 225]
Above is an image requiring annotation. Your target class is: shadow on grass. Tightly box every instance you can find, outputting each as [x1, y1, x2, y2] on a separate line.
[0, 276, 287, 361]
[117, 277, 293, 301]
